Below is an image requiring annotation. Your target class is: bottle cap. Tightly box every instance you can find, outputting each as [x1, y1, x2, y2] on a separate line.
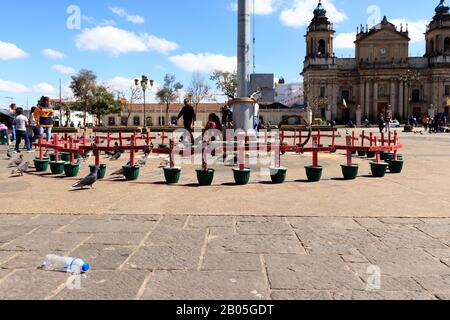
[82, 263, 90, 272]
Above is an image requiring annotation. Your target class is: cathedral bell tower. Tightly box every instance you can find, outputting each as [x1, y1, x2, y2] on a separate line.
[305, 0, 335, 60]
[425, 0, 450, 57]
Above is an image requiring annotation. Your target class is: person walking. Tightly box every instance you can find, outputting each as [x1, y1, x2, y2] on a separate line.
[29, 106, 40, 144]
[423, 115, 430, 131]
[35, 96, 54, 141]
[385, 113, 392, 133]
[13, 108, 32, 153]
[378, 114, 385, 134]
[177, 98, 196, 142]
[9, 103, 17, 142]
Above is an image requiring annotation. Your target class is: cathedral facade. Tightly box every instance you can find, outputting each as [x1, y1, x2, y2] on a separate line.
[302, 0, 450, 123]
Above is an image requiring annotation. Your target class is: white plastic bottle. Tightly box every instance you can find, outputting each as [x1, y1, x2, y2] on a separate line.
[43, 254, 90, 274]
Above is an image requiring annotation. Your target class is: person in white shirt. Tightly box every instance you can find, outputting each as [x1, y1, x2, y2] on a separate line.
[13, 108, 32, 153]
[253, 103, 260, 131]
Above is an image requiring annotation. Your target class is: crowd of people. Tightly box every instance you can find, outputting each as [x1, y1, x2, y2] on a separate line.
[0, 97, 55, 153]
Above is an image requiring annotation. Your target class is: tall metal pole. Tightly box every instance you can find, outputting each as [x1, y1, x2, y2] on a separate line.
[237, 0, 250, 98]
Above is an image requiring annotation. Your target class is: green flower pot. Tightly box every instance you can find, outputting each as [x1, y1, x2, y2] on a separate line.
[64, 163, 80, 178]
[50, 154, 62, 162]
[49, 161, 65, 175]
[90, 164, 107, 180]
[270, 167, 288, 184]
[352, 150, 357, 155]
[233, 168, 251, 185]
[370, 162, 388, 178]
[60, 152, 71, 162]
[196, 169, 215, 186]
[163, 167, 181, 184]
[75, 152, 82, 160]
[341, 164, 359, 180]
[388, 160, 404, 174]
[305, 166, 323, 182]
[159, 144, 169, 149]
[384, 153, 395, 162]
[366, 151, 376, 159]
[380, 151, 387, 161]
[123, 165, 140, 181]
[34, 159, 49, 173]
[357, 150, 366, 157]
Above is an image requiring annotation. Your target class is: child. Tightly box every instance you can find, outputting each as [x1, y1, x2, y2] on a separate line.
[13, 108, 33, 153]
[0, 121, 9, 145]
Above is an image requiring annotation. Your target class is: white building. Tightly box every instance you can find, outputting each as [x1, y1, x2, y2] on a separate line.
[274, 82, 304, 107]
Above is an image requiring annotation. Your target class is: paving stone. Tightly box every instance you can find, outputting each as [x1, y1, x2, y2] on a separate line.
[1, 233, 88, 252]
[54, 270, 149, 300]
[379, 218, 424, 225]
[208, 235, 305, 254]
[70, 244, 135, 270]
[368, 228, 447, 249]
[289, 217, 363, 230]
[202, 253, 261, 271]
[0, 251, 54, 269]
[271, 290, 332, 300]
[413, 275, 450, 295]
[142, 271, 267, 300]
[416, 224, 450, 239]
[341, 250, 369, 263]
[125, 246, 201, 270]
[420, 219, 450, 225]
[236, 221, 293, 235]
[436, 293, 450, 300]
[189, 216, 234, 228]
[0, 269, 68, 300]
[62, 220, 156, 233]
[294, 228, 384, 255]
[0, 269, 13, 279]
[0, 225, 35, 244]
[237, 217, 285, 223]
[23, 215, 79, 227]
[265, 254, 364, 291]
[159, 215, 188, 228]
[424, 249, 450, 267]
[146, 226, 207, 247]
[209, 226, 235, 236]
[357, 248, 450, 276]
[86, 233, 147, 246]
[0, 215, 34, 226]
[0, 251, 18, 265]
[332, 290, 436, 300]
[354, 218, 386, 229]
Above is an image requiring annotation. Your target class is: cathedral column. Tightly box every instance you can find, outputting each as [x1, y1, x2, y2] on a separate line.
[360, 80, 365, 117]
[390, 80, 396, 117]
[332, 82, 339, 120]
[404, 84, 410, 119]
[398, 82, 404, 120]
[373, 82, 379, 120]
[365, 80, 371, 120]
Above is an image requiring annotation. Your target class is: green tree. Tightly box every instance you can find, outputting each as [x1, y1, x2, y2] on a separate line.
[156, 74, 183, 125]
[210, 70, 238, 100]
[91, 86, 123, 126]
[69, 69, 97, 128]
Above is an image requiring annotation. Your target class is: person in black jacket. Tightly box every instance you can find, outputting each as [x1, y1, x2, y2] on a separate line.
[177, 98, 196, 142]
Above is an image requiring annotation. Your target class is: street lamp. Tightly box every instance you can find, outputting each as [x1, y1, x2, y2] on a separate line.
[135, 75, 154, 133]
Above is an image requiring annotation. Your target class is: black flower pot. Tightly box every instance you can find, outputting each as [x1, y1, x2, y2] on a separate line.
[341, 164, 359, 180]
[196, 169, 215, 186]
[388, 160, 404, 174]
[370, 162, 388, 178]
[164, 167, 181, 184]
[233, 168, 251, 185]
[305, 166, 323, 182]
[270, 167, 287, 184]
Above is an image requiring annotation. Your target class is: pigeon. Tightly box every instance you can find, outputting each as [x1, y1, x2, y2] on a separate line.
[6, 149, 13, 160]
[136, 154, 149, 167]
[43, 150, 49, 158]
[144, 143, 154, 156]
[11, 161, 30, 176]
[158, 156, 170, 168]
[71, 168, 98, 190]
[8, 155, 24, 168]
[82, 150, 93, 160]
[109, 150, 123, 161]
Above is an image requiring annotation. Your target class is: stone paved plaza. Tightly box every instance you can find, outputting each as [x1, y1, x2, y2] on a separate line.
[0, 129, 449, 300]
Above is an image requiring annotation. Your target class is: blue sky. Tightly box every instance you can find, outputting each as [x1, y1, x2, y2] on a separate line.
[0, 0, 441, 108]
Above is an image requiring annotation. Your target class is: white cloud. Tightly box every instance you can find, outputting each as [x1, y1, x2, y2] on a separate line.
[228, 0, 281, 15]
[52, 64, 76, 75]
[391, 19, 428, 44]
[33, 82, 57, 95]
[109, 6, 145, 25]
[169, 53, 236, 73]
[103, 76, 160, 103]
[334, 32, 356, 49]
[42, 48, 65, 59]
[75, 26, 179, 56]
[280, 0, 347, 29]
[0, 40, 28, 60]
[0, 79, 31, 93]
